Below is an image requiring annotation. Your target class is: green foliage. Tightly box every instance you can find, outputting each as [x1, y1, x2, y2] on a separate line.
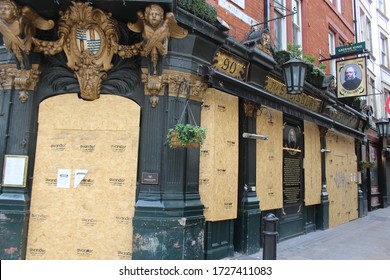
[177, 0, 217, 25]
[359, 161, 376, 171]
[274, 44, 327, 88]
[287, 43, 302, 58]
[167, 123, 206, 148]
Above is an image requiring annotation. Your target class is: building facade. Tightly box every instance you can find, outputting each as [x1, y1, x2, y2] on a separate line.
[355, 0, 390, 213]
[0, 0, 374, 260]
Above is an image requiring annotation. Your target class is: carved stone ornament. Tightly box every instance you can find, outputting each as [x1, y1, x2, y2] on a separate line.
[32, 2, 141, 101]
[0, 65, 40, 102]
[243, 100, 261, 118]
[255, 30, 273, 56]
[127, 4, 188, 75]
[0, 0, 55, 69]
[141, 71, 208, 107]
[167, 74, 207, 102]
[141, 73, 167, 107]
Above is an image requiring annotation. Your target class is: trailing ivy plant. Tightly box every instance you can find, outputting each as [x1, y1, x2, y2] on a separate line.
[177, 0, 217, 25]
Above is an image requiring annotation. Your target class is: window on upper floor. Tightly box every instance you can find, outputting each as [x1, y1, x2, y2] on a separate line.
[380, 33, 388, 67]
[359, 10, 372, 52]
[378, 0, 385, 14]
[329, 0, 342, 13]
[336, 0, 342, 13]
[328, 30, 336, 76]
[273, 0, 286, 51]
[292, 0, 302, 47]
[369, 77, 380, 118]
[230, 0, 245, 9]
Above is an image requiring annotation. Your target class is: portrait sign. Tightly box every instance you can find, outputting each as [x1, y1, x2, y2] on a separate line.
[336, 57, 367, 99]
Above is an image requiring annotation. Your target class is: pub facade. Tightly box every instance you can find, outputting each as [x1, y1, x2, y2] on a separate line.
[0, 0, 368, 260]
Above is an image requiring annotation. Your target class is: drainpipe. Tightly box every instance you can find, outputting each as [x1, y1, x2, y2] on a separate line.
[264, 0, 270, 29]
[353, 0, 358, 43]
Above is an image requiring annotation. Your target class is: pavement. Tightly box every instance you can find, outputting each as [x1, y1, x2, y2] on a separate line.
[231, 207, 390, 260]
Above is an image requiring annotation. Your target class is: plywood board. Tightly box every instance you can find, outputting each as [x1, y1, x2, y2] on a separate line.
[256, 107, 283, 211]
[304, 121, 322, 205]
[326, 132, 358, 228]
[199, 89, 239, 221]
[26, 94, 140, 259]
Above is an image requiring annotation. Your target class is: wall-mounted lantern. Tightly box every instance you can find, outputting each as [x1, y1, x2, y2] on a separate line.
[282, 58, 307, 94]
[376, 118, 389, 138]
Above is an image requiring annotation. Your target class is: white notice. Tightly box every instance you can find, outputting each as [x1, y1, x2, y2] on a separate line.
[74, 169, 88, 188]
[57, 169, 71, 188]
[2, 156, 27, 186]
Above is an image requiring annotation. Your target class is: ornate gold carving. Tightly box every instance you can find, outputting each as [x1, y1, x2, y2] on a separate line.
[244, 100, 261, 118]
[141, 73, 168, 107]
[141, 70, 208, 107]
[127, 4, 188, 75]
[166, 73, 207, 101]
[0, 64, 40, 102]
[212, 49, 249, 81]
[32, 2, 123, 101]
[0, 0, 54, 69]
[255, 31, 272, 56]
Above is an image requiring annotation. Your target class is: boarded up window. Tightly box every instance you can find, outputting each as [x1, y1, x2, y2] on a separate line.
[199, 89, 239, 221]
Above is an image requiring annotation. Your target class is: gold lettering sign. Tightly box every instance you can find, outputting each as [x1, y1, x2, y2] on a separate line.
[264, 76, 322, 112]
[212, 49, 249, 81]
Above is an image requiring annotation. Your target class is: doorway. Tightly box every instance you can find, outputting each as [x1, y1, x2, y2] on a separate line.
[26, 94, 140, 259]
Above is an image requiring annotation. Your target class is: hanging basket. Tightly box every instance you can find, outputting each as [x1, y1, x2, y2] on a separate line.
[167, 124, 206, 149]
[166, 81, 206, 149]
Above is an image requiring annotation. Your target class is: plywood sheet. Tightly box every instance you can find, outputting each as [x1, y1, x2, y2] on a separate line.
[199, 89, 239, 221]
[26, 94, 140, 259]
[256, 107, 283, 211]
[304, 121, 322, 205]
[326, 132, 358, 228]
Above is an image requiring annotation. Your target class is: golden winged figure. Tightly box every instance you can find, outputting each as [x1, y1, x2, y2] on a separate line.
[0, 0, 54, 69]
[127, 4, 187, 75]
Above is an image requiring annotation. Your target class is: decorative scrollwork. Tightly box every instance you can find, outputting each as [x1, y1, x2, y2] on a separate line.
[0, 0, 54, 69]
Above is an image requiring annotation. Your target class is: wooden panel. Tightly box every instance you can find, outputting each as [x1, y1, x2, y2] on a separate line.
[199, 89, 239, 221]
[256, 107, 283, 211]
[326, 132, 358, 228]
[304, 121, 322, 205]
[26, 94, 140, 259]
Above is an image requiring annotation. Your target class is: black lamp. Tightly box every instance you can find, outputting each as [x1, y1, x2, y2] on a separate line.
[282, 58, 307, 94]
[376, 118, 390, 137]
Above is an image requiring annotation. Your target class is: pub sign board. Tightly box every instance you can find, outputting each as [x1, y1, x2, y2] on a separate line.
[336, 57, 367, 99]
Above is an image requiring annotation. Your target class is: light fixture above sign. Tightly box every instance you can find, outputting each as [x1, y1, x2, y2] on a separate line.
[281, 58, 307, 94]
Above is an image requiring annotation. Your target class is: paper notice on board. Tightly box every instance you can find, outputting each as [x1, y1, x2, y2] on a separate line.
[57, 169, 71, 188]
[74, 169, 88, 188]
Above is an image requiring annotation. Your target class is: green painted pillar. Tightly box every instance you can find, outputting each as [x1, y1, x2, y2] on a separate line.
[234, 101, 261, 255]
[0, 46, 42, 259]
[316, 127, 329, 230]
[0, 191, 30, 260]
[132, 90, 205, 260]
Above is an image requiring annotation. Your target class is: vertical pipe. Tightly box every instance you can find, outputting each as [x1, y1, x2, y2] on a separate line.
[264, 0, 270, 29]
[353, 0, 358, 43]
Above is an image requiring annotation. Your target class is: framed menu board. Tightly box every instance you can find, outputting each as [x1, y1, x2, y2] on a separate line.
[2, 155, 28, 187]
